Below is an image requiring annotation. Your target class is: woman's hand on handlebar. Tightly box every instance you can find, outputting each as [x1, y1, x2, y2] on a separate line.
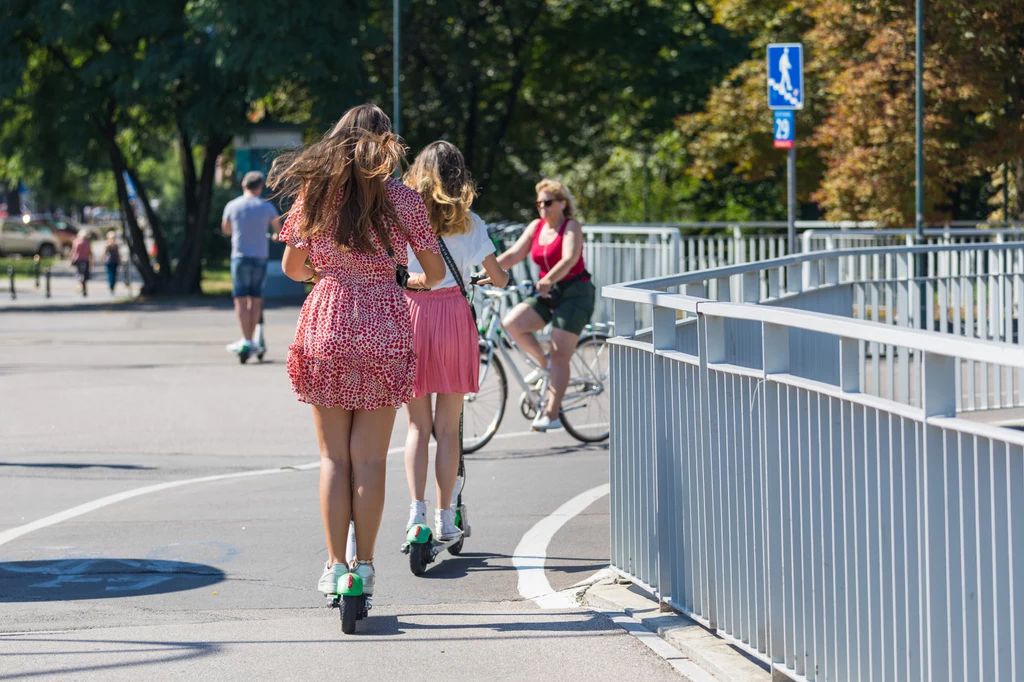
[536, 276, 554, 298]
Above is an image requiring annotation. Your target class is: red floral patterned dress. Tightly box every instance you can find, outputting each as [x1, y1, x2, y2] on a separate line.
[278, 178, 440, 410]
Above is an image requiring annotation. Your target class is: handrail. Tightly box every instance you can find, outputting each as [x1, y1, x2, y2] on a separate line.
[603, 241, 1024, 295]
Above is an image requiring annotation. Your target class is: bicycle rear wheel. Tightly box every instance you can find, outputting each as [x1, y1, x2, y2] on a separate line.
[560, 333, 610, 443]
[463, 342, 507, 453]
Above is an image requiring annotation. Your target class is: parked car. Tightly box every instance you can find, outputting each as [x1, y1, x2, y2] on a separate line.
[0, 218, 61, 258]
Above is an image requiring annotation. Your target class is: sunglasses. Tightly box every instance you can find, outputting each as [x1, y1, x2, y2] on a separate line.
[535, 199, 557, 208]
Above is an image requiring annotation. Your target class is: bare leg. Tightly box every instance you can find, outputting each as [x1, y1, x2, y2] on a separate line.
[545, 328, 580, 420]
[404, 396, 433, 502]
[350, 407, 399, 561]
[432, 393, 464, 508]
[247, 297, 263, 339]
[503, 303, 548, 368]
[311, 405, 354, 567]
[233, 297, 249, 339]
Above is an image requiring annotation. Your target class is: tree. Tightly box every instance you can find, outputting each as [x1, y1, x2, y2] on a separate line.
[0, 0, 370, 294]
[386, 0, 744, 221]
[682, 0, 1024, 225]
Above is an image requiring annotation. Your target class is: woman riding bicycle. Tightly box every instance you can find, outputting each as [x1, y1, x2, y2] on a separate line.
[494, 179, 595, 431]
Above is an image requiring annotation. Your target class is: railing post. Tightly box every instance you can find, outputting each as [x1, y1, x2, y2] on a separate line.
[652, 305, 678, 604]
[921, 351, 955, 680]
[614, 300, 636, 338]
[762, 322, 790, 670]
[785, 264, 802, 295]
[697, 311, 724, 629]
[824, 257, 840, 285]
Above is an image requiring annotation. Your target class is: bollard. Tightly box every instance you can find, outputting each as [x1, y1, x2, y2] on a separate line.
[8, 266, 14, 300]
[45, 266, 51, 298]
[33, 255, 40, 288]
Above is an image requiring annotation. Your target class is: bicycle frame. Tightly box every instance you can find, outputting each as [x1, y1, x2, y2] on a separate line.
[472, 286, 607, 417]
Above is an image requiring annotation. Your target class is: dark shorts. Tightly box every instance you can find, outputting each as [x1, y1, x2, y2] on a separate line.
[525, 278, 596, 337]
[230, 257, 267, 298]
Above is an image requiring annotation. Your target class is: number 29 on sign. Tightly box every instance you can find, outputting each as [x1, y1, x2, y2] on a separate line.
[773, 110, 794, 149]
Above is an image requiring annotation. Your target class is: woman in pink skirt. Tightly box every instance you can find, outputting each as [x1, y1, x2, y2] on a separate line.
[271, 104, 446, 597]
[402, 141, 509, 539]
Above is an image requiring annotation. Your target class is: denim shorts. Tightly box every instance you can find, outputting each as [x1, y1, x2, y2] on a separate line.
[230, 257, 268, 298]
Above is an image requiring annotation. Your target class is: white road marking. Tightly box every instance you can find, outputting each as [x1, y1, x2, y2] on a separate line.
[515, 488, 713, 679]
[0, 429, 551, 548]
[512, 483, 610, 609]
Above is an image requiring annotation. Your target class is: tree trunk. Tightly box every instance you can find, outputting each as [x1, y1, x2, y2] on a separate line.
[170, 133, 229, 295]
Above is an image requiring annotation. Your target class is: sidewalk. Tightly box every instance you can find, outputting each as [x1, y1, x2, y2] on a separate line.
[2, 267, 138, 310]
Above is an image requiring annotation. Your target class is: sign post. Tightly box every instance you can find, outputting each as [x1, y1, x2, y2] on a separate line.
[767, 43, 804, 254]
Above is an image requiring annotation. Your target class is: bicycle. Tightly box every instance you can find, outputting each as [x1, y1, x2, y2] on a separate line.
[463, 281, 611, 453]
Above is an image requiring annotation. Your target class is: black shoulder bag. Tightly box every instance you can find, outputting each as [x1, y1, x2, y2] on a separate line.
[438, 237, 477, 323]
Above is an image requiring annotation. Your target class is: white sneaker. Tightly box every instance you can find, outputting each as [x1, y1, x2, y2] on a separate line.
[345, 521, 357, 565]
[407, 500, 427, 530]
[352, 560, 375, 596]
[531, 414, 563, 432]
[225, 338, 248, 353]
[317, 561, 347, 596]
[435, 507, 464, 541]
[450, 475, 465, 508]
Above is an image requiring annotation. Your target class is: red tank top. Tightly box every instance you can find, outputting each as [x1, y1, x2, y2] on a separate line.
[530, 218, 587, 281]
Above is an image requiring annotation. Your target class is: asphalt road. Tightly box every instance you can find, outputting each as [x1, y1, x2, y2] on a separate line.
[0, 303, 679, 681]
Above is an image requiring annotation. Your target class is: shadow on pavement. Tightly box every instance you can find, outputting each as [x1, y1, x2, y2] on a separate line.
[0, 462, 156, 471]
[0, 558, 225, 602]
[417, 552, 607, 582]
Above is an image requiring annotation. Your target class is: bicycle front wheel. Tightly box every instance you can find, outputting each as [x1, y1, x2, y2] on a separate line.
[560, 333, 611, 443]
[463, 342, 507, 453]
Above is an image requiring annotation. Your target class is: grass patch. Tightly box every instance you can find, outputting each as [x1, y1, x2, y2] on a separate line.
[1, 256, 59, 279]
[201, 262, 233, 296]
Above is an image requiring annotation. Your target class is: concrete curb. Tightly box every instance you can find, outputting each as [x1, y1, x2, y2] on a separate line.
[580, 575, 769, 682]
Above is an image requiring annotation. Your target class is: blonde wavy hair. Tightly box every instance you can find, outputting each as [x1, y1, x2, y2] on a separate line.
[536, 178, 577, 219]
[404, 141, 477, 237]
[268, 104, 406, 253]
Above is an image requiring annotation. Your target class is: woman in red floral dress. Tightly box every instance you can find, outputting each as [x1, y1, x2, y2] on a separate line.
[270, 104, 445, 597]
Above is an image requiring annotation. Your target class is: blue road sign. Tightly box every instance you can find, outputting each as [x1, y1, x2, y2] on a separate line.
[767, 43, 804, 110]
[773, 110, 795, 149]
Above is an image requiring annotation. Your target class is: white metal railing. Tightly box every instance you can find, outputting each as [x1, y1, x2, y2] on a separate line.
[604, 243, 1024, 682]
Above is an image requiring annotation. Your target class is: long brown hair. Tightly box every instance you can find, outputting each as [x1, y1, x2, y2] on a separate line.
[268, 104, 407, 252]
[403, 141, 476, 237]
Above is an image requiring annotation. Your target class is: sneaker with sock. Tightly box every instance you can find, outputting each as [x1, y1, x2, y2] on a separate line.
[351, 559, 375, 596]
[225, 338, 248, 353]
[435, 507, 464, 541]
[407, 500, 427, 530]
[317, 560, 347, 596]
[531, 413, 562, 432]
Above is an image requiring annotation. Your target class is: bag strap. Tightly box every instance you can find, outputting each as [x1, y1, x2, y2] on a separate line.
[437, 237, 466, 297]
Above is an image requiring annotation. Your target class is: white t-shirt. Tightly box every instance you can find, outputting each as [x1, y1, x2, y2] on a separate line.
[407, 212, 495, 290]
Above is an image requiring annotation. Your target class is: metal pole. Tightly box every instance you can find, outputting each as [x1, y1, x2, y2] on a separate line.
[45, 266, 51, 298]
[1005, 163, 1010, 221]
[392, 0, 401, 179]
[393, 0, 400, 138]
[915, 0, 924, 241]
[787, 146, 797, 254]
[8, 266, 14, 300]
[915, 0, 926, 329]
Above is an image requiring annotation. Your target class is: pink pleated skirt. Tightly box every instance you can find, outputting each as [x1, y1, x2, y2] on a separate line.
[405, 286, 479, 398]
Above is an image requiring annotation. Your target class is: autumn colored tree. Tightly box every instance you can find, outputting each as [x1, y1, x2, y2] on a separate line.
[684, 0, 1024, 225]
